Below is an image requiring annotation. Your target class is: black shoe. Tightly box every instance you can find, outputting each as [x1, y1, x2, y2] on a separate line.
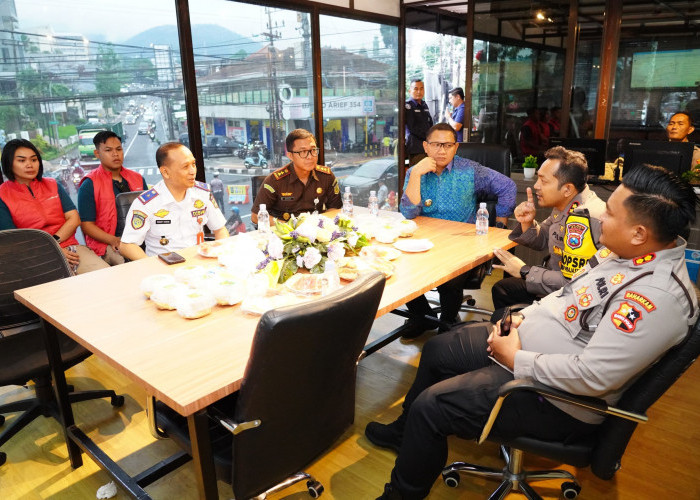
[365, 419, 404, 452]
[400, 319, 435, 340]
[376, 483, 403, 500]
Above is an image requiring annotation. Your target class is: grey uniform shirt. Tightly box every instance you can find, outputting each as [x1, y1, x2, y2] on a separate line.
[509, 186, 605, 296]
[514, 240, 698, 423]
[121, 179, 226, 256]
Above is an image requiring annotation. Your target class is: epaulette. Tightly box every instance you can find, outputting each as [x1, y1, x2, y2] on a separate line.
[194, 180, 210, 192]
[273, 167, 291, 180]
[138, 187, 159, 204]
[315, 165, 332, 175]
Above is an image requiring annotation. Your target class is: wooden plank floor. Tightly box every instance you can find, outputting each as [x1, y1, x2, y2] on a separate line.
[2, 271, 700, 499]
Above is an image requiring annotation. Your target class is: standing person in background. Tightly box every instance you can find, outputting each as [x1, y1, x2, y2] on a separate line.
[405, 79, 433, 167]
[0, 139, 108, 274]
[78, 130, 148, 266]
[443, 87, 465, 142]
[210, 173, 226, 215]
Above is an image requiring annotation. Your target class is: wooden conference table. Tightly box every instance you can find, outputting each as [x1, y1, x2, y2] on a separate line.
[14, 214, 516, 499]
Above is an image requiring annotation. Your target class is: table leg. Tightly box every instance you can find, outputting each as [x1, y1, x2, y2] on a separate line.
[187, 410, 218, 499]
[40, 320, 82, 468]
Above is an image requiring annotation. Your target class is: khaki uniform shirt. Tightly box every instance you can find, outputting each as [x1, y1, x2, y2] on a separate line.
[251, 164, 343, 221]
[509, 186, 606, 296]
[514, 240, 698, 423]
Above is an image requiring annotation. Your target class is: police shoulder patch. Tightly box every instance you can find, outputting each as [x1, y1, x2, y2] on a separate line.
[611, 302, 642, 332]
[138, 188, 158, 204]
[623, 291, 656, 312]
[315, 165, 331, 175]
[633, 253, 656, 266]
[273, 167, 290, 180]
[131, 210, 147, 229]
[194, 181, 210, 192]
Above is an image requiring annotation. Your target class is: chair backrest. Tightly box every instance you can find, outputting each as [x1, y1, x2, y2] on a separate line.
[0, 229, 71, 331]
[230, 272, 386, 499]
[590, 314, 700, 479]
[115, 190, 145, 232]
[250, 175, 267, 203]
[457, 142, 512, 177]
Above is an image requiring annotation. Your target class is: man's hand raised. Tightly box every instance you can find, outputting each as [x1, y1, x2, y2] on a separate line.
[413, 156, 437, 177]
[514, 187, 537, 231]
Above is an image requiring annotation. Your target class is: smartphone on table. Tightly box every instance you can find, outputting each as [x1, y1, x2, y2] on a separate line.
[158, 252, 186, 265]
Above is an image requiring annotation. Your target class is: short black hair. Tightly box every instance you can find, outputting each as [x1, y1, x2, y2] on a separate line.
[425, 123, 457, 143]
[544, 146, 588, 192]
[669, 111, 694, 127]
[285, 128, 315, 153]
[1, 138, 44, 182]
[622, 163, 698, 243]
[93, 130, 121, 148]
[448, 87, 464, 100]
[410, 78, 423, 86]
[155, 142, 186, 168]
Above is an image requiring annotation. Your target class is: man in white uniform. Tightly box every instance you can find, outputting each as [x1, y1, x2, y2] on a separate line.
[120, 142, 228, 260]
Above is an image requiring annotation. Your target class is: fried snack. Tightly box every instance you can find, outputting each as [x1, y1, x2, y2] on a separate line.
[150, 283, 190, 310]
[337, 257, 361, 281]
[360, 245, 401, 261]
[176, 290, 217, 319]
[398, 219, 418, 237]
[140, 274, 176, 298]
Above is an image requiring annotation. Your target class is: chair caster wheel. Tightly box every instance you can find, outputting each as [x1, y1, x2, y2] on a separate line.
[561, 481, 581, 499]
[466, 298, 476, 306]
[442, 470, 460, 488]
[111, 395, 125, 407]
[307, 480, 324, 498]
[0, 452, 6, 466]
[0, 415, 5, 426]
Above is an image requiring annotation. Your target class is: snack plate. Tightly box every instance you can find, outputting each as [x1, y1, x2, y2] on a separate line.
[198, 241, 228, 258]
[393, 239, 434, 253]
[360, 245, 401, 261]
[284, 273, 325, 295]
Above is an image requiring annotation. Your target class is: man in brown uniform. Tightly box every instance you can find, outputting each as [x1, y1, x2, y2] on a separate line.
[251, 129, 343, 225]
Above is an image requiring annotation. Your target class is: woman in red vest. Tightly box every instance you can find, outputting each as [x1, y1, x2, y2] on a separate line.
[0, 139, 108, 274]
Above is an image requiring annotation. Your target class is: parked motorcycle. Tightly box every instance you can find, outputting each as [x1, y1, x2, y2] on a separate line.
[243, 151, 268, 169]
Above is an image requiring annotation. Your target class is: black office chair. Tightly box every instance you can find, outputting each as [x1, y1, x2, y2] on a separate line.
[0, 229, 124, 467]
[152, 272, 386, 499]
[429, 143, 512, 318]
[442, 314, 700, 499]
[116, 190, 145, 228]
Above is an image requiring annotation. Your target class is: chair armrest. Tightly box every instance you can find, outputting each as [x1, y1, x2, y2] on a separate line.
[207, 406, 261, 436]
[477, 378, 648, 444]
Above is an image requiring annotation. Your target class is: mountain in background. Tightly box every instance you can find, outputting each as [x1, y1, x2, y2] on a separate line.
[122, 24, 262, 60]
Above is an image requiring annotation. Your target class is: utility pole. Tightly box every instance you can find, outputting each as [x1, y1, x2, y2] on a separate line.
[262, 7, 284, 168]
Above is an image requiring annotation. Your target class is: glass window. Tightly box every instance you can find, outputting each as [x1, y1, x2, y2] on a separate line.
[188, 2, 314, 229]
[320, 16, 399, 209]
[2, 0, 187, 206]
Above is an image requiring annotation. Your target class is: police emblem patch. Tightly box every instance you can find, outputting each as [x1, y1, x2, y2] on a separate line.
[610, 273, 625, 285]
[154, 209, 169, 218]
[633, 253, 656, 266]
[194, 199, 204, 209]
[565, 305, 579, 322]
[578, 293, 593, 307]
[611, 302, 642, 332]
[566, 221, 588, 249]
[131, 210, 147, 229]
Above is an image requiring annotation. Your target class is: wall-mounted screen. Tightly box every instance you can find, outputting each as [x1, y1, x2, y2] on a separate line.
[631, 49, 700, 89]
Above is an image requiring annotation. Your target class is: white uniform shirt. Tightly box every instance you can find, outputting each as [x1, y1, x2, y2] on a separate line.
[121, 179, 226, 256]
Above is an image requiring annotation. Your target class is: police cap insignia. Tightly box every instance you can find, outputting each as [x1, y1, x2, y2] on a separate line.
[131, 210, 147, 229]
[138, 189, 158, 204]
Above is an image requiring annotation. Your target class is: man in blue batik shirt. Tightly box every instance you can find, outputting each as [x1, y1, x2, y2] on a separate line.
[400, 123, 516, 338]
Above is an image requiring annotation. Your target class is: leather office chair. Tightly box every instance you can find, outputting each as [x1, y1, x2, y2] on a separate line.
[442, 315, 700, 499]
[428, 143, 512, 318]
[0, 229, 124, 466]
[116, 190, 145, 229]
[152, 272, 386, 499]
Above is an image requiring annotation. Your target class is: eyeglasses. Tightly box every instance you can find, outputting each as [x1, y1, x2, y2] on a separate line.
[291, 148, 320, 158]
[426, 142, 456, 150]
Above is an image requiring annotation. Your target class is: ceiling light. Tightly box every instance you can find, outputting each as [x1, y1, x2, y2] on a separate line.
[536, 11, 545, 20]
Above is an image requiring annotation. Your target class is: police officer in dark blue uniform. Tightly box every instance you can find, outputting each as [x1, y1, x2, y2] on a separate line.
[405, 79, 433, 167]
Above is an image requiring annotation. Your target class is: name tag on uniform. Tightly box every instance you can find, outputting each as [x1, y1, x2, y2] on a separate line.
[155, 220, 171, 224]
[281, 196, 295, 201]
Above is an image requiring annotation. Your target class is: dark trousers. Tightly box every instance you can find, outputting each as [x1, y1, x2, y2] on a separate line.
[390, 322, 598, 499]
[405, 271, 469, 331]
[213, 192, 225, 214]
[491, 276, 539, 310]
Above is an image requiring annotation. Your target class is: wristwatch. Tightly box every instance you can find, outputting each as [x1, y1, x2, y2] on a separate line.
[520, 265, 531, 280]
[52, 234, 61, 242]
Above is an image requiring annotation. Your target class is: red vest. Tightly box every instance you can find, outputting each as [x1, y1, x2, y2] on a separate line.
[0, 178, 79, 248]
[81, 165, 144, 256]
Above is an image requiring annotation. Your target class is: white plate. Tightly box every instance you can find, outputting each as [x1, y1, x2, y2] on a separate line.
[393, 239, 434, 253]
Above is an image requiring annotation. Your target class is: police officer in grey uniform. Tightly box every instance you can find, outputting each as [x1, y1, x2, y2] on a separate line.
[405, 79, 433, 167]
[492, 146, 605, 310]
[367, 164, 699, 500]
[120, 142, 228, 260]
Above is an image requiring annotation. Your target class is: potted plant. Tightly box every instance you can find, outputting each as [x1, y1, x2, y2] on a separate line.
[522, 155, 538, 179]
